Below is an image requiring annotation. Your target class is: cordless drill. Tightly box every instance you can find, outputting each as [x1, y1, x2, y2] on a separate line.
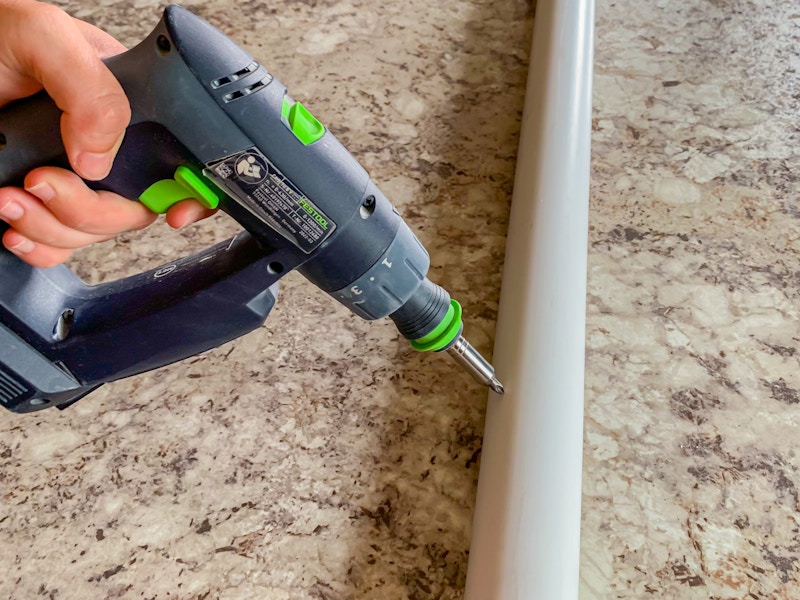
[0, 5, 503, 413]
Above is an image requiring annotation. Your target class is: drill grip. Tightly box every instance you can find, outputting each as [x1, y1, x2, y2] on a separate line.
[0, 226, 289, 412]
[0, 9, 298, 412]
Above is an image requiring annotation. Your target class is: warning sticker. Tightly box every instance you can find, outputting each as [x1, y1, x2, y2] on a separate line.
[206, 148, 335, 253]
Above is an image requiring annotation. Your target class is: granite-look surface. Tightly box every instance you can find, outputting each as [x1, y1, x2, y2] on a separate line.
[8, 0, 796, 598]
[583, 0, 800, 597]
[0, 0, 530, 598]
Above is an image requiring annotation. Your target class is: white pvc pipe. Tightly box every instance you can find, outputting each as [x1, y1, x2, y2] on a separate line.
[464, 0, 594, 597]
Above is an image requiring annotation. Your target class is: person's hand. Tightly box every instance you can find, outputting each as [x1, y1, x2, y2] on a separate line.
[0, 0, 214, 268]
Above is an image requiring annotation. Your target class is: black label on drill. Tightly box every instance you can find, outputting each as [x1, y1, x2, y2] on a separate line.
[206, 148, 335, 253]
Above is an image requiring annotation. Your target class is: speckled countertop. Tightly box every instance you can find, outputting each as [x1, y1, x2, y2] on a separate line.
[582, 0, 800, 597]
[0, 0, 529, 598]
[4, 0, 799, 598]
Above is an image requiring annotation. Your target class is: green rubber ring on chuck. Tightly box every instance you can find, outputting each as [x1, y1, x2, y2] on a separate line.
[410, 300, 463, 352]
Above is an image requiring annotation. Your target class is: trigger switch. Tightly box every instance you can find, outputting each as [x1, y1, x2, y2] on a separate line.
[174, 166, 219, 209]
[138, 167, 220, 214]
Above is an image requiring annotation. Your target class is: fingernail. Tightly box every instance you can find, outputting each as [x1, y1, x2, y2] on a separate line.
[7, 235, 35, 255]
[0, 200, 24, 221]
[26, 182, 56, 203]
[76, 151, 113, 180]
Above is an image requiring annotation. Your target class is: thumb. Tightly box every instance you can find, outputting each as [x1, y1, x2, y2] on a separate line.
[19, 4, 131, 180]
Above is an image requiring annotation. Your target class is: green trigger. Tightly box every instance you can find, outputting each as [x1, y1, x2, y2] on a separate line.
[139, 166, 220, 214]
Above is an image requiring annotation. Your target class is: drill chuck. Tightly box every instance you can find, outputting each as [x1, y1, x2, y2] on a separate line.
[391, 282, 505, 395]
[390, 278, 451, 340]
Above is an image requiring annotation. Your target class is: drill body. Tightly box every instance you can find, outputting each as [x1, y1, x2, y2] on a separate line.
[0, 6, 500, 413]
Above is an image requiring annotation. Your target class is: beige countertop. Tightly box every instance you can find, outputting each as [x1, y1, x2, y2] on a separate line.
[583, 0, 800, 597]
[0, 0, 528, 598]
[3, 0, 799, 598]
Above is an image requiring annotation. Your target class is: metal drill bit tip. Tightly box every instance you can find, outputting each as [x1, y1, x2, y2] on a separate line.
[446, 335, 505, 395]
[488, 378, 505, 395]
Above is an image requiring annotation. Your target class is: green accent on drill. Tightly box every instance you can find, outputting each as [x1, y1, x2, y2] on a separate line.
[138, 167, 220, 214]
[282, 97, 325, 145]
[410, 300, 463, 353]
[174, 166, 219, 209]
[281, 96, 292, 122]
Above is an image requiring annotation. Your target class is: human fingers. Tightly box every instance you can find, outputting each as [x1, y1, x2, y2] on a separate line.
[72, 16, 127, 59]
[22, 167, 157, 236]
[0, 185, 112, 248]
[7, 2, 131, 180]
[2, 228, 74, 268]
[165, 199, 219, 229]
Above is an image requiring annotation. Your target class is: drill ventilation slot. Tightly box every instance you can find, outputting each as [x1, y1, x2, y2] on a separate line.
[222, 76, 273, 102]
[211, 62, 259, 88]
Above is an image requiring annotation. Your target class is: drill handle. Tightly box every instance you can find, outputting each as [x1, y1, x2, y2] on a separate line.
[0, 225, 289, 413]
[0, 8, 302, 412]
